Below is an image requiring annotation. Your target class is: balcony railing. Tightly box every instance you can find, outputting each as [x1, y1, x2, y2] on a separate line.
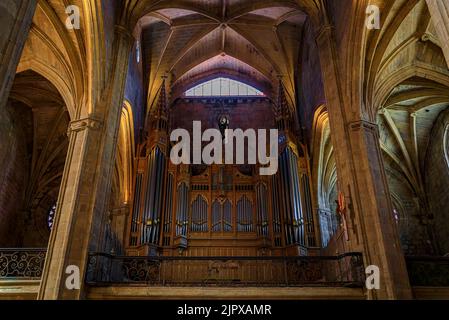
[0, 248, 46, 279]
[406, 256, 449, 287]
[3, 249, 447, 288]
[86, 252, 365, 287]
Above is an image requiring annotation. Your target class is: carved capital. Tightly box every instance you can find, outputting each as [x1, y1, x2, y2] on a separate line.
[348, 119, 379, 133]
[68, 117, 103, 136]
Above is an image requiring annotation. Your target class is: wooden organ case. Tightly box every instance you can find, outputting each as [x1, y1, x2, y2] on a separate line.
[126, 81, 317, 257]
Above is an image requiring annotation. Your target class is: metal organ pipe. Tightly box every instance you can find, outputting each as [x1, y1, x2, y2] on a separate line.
[271, 175, 281, 237]
[152, 150, 165, 244]
[275, 148, 305, 246]
[142, 147, 166, 246]
[164, 174, 174, 234]
[301, 174, 315, 246]
[256, 184, 269, 237]
[191, 195, 208, 232]
[176, 183, 188, 236]
[290, 150, 304, 245]
[130, 173, 143, 246]
[212, 200, 220, 232]
[237, 196, 253, 232]
[224, 200, 232, 232]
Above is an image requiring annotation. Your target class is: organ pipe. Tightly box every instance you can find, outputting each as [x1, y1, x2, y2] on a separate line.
[301, 174, 316, 247]
[141, 147, 166, 245]
[223, 200, 232, 232]
[276, 147, 305, 246]
[130, 173, 143, 246]
[237, 196, 253, 232]
[163, 173, 174, 234]
[191, 195, 208, 232]
[256, 183, 269, 237]
[176, 182, 189, 236]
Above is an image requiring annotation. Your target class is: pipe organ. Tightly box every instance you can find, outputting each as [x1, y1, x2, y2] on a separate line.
[126, 81, 317, 257]
[212, 198, 233, 232]
[236, 196, 254, 232]
[255, 183, 269, 238]
[190, 195, 208, 232]
[141, 147, 165, 245]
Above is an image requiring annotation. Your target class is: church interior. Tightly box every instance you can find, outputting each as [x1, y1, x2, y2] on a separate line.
[0, 0, 448, 300]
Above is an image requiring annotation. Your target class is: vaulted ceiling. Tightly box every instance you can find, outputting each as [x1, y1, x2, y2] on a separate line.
[8, 70, 70, 242]
[369, 0, 449, 203]
[378, 77, 449, 201]
[136, 0, 309, 109]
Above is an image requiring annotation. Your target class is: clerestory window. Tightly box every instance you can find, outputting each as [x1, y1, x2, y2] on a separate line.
[185, 78, 264, 97]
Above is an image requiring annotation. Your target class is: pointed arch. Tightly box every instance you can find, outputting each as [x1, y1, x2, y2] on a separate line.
[115, 101, 136, 205]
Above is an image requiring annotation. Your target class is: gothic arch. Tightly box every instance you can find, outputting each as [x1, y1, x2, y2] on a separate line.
[377, 72, 449, 254]
[15, 0, 88, 119]
[311, 106, 339, 246]
[424, 108, 449, 255]
[114, 101, 136, 206]
[126, 0, 312, 113]
[1, 70, 70, 247]
[374, 65, 449, 115]
[362, 0, 449, 120]
[16, 60, 76, 119]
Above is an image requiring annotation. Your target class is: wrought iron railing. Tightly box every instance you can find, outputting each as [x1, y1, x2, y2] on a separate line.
[86, 252, 365, 287]
[406, 256, 449, 287]
[0, 248, 46, 279]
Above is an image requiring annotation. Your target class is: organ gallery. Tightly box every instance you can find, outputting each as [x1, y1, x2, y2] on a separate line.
[127, 81, 315, 257]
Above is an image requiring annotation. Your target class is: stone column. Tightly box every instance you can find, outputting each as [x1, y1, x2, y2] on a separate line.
[37, 26, 133, 300]
[0, 0, 36, 110]
[316, 26, 412, 299]
[426, 0, 449, 67]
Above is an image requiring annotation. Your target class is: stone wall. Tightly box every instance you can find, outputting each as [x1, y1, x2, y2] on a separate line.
[171, 97, 276, 132]
[385, 163, 432, 255]
[299, 20, 325, 143]
[0, 100, 31, 246]
[124, 41, 144, 139]
[426, 108, 449, 255]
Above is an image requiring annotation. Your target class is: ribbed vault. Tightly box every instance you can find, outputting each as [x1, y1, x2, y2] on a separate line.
[132, 0, 311, 110]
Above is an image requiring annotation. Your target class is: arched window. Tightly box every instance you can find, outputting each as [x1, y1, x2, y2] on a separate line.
[48, 204, 56, 229]
[185, 78, 264, 97]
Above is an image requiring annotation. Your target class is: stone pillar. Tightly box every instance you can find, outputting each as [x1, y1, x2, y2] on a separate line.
[37, 26, 133, 300]
[0, 0, 36, 110]
[426, 0, 449, 67]
[316, 26, 412, 299]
